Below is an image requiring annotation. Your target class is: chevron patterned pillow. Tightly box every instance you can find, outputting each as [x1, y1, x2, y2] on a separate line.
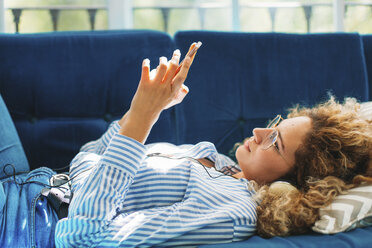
[312, 184, 372, 234]
[360, 101, 372, 121]
[312, 102, 372, 234]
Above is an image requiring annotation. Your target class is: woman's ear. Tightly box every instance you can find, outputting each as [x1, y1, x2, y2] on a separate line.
[256, 182, 303, 238]
[268, 181, 299, 196]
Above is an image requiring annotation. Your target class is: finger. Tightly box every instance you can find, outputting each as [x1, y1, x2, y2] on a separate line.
[185, 42, 201, 64]
[163, 85, 189, 110]
[174, 85, 189, 105]
[187, 42, 197, 63]
[175, 42, 198, 75]
[172, 56, 192, 92]
[140, 58, 150, 82]
[181, 84, 189, 94]
[163, 49, 181, 84]
[154, 56, 168, 83]
[186, 42, 196, 55]
[172, 49, 181, 65]
[150, 68, 157, 80]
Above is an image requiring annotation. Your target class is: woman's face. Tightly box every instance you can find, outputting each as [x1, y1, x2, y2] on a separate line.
[235, 116, 312, 184]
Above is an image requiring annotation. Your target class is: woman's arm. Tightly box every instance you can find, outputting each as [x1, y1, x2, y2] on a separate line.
[56, 47, 197, 247]
[77, 45, 195, 155]
[56, 134, 147, 247]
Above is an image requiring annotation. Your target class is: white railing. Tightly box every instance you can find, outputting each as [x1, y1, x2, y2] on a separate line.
[4, 5, 106, 33]
[1, 0, 372, 33]
[0, 0, 4, 32]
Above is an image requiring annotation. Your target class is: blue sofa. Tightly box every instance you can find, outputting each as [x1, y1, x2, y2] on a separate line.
[0, 30, 371, 247]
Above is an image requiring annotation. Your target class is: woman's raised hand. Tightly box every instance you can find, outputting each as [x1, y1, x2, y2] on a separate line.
[131, 49, 192, 119]
[118, 48, 194, 144]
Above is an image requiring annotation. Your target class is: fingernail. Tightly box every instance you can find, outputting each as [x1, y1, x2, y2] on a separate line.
[171, 51, 180, 63]
[143, 58, 150, 67]
[159, 56, 167, 64]
[182, 85, 189, 93]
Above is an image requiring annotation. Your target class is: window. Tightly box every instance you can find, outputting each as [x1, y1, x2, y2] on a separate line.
[2, 0, 372, 34]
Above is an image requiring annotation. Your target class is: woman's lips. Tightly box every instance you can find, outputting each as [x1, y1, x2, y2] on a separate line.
[244, 139, 251, 152]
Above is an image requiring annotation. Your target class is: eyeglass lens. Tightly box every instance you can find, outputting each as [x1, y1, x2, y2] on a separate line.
[263, 130, 278, 149]
[263, 115, 281, 149]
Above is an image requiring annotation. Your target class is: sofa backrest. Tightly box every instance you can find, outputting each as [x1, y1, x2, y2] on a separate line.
[362, 35, 372, 101]
[0, 30, 176, 170]
[0, 30, 369, 170]
[174, 31, 369, 155]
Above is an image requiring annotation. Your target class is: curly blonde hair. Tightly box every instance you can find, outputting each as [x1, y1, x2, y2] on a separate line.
[256, 97, 372, 237]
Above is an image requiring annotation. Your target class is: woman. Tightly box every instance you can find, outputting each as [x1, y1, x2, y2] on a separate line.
[55, 47, 263, 247]
[52, 45, 372, 247]
[1, 45, 371, 247]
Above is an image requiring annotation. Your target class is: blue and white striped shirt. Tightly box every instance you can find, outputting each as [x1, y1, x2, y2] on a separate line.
[55, 122, 257, 247]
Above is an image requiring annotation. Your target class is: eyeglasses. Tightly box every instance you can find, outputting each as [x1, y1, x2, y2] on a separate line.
[262, 115, 290, 164]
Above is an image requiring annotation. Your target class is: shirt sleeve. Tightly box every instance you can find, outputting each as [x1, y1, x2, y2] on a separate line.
[56, 198, 255, 247]
[56, 159, 256, 248]
[67, 121, 122, 192]
[102, 203, 255, 247]
[79, 121, 121, 155]
[55, 133, 147, 247]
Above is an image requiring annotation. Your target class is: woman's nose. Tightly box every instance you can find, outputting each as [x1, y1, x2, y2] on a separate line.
[252, 128, 273, 144]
